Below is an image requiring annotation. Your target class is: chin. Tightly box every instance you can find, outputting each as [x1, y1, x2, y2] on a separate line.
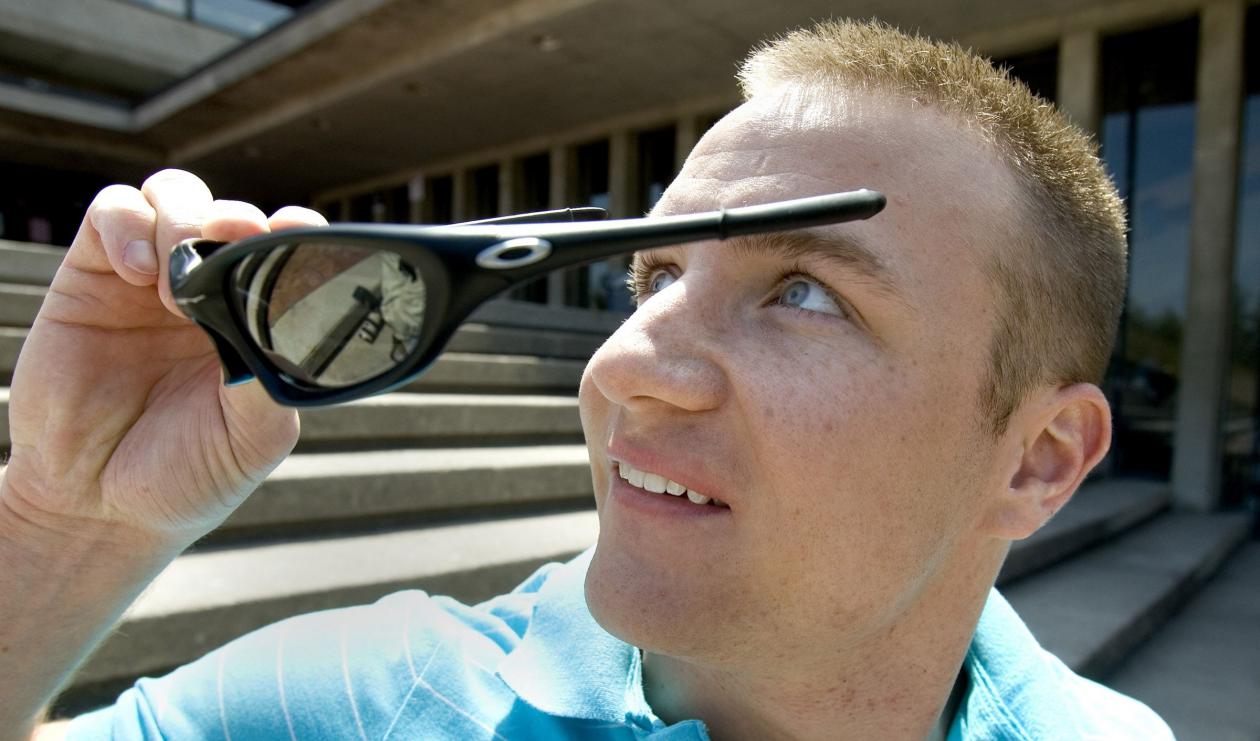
[584, 538, 736, 659]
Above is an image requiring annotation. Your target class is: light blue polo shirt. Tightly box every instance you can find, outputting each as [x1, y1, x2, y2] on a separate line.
[69, 549, 1171, 739]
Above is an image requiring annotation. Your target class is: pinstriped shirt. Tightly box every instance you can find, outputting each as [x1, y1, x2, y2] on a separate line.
[68, 549, 1170, 739]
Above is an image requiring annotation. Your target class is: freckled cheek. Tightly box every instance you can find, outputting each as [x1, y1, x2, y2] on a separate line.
[744, 344, 900, 447]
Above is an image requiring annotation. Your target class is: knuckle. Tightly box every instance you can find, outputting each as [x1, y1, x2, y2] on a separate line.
[163, 218, 204, 238]
[141, 168, 212, 200]
[89, 184, 142, 212]
[87, 187, 154, 238]
[271, 205, 328, 225]
[213, 199, 267, 217]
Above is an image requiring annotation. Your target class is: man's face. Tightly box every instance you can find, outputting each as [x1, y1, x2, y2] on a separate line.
[578, 88, 1023, 668]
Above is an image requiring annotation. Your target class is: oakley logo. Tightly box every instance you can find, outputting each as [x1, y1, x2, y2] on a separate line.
[475, 237, 553, 270]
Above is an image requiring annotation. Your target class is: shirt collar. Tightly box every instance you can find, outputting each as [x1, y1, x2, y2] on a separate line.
[496, 548, 650, 726]
[961, 588, 1083, 738]
[499, 555, 1073, 738]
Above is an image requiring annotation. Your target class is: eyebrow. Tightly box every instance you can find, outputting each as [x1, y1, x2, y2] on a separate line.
[726, 230, 908, 306]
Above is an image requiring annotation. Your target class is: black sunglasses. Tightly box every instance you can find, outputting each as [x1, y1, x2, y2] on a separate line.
[170, 189, 885, 406]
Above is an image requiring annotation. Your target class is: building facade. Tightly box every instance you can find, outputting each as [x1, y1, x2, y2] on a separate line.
[1, 0, 1257, 513]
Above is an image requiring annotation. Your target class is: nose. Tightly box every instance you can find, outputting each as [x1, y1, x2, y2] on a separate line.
[584, 282, 729, 414]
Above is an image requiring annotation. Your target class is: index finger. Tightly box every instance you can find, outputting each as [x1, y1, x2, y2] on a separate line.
[140, 169, 214, 316]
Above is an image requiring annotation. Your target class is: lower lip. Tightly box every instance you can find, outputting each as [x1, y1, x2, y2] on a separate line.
[608, 473, 732, 521]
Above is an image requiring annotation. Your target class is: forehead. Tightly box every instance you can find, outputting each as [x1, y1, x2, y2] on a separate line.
[655, 87, 1021, 319]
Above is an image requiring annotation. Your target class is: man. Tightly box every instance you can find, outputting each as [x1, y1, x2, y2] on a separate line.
[2, 19, 1171, 740]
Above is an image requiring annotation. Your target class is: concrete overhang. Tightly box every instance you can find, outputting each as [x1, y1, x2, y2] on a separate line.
[0, 0, 1204, 205]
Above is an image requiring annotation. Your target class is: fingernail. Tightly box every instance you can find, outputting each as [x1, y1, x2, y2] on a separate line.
[123, 239, 158, 275]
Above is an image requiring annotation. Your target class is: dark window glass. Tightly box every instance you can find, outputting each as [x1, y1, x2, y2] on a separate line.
[1100, 19, 1199, 478]
[468, 164, 500, 220]
[0, 162, 110, 246]
[995, 46, 1059, 103]
[564, 140, 613, 307]
[636, 125, 676, 215]
[321, 199, 344, 222]
[423, 175, 453, 224]
[348, 187, 404, 223]
[349, 193, 375, 222]
[387, 184, 409, 223]
[1225, 7, 1260, 507]
[575, 140, 610, 211]
[517, 152, 550, 212]
[510, 152, 551, 303]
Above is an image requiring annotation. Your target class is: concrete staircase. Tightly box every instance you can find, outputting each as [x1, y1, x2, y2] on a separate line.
[1, 240, 1255, 734]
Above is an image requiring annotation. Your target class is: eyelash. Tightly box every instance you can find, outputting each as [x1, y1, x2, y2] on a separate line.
[627, 252, 672, 300]
[628, 254, 853, 321]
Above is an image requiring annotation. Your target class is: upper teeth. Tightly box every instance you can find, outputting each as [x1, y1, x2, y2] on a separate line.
[618, 462, 727, 508]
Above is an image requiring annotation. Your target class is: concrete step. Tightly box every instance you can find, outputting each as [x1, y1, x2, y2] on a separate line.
[295, 392, 582, 450]
[401, 351, 583, 393]
[69, 508, 600, 688]
[0, 328, 19, 382]
[0, 282, 45, 326]
[219, 443, 593, 535]
[997, 478, 1170, 585]
[444, 321, 604, 359]
[0, 397, 592, 529]
[0, 240, 63, 285]
[0, 388, 583, 451]
[0, 389, 583, 450]
[1106, 542, 1260, 741]
[470, 298, 627, 335]
[1003, 509, 1252, 679]
[0, 331, 584, 390]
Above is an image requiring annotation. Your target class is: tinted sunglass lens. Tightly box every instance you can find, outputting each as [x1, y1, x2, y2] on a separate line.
[231, 243, 427, 389]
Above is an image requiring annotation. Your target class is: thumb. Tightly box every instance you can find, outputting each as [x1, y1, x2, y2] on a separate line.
[218, 378, 301, 482]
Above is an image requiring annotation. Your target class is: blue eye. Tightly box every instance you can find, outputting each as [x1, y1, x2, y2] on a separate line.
[778, 278, 845, 317]
[649, 271, 676, 293]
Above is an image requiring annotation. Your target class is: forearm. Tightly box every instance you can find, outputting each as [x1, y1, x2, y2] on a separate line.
[0, 468, 182, 741]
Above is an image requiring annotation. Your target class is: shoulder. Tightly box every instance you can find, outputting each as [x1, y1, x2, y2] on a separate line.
[67, 560, 568, 739]
[961, 589, 1173, 740]
[1037, 649, 1173, 740]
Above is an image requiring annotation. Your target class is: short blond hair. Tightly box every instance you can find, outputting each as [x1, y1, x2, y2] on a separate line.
[739, 20, 1127, 435]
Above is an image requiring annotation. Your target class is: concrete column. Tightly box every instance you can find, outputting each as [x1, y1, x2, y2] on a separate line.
[675, 114, 699, 172]
[1170, 0, 1246, 511]
[608, 129, 635, 218]
[604, 130, 637, 309]
[547, 145, 571, 306]
[1057, 29, 1101, 134]
[451, 168, 467, 223]
[497, 158, 515, 216]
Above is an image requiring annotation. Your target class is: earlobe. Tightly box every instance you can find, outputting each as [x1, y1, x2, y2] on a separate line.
[983, 384, 1112, 540]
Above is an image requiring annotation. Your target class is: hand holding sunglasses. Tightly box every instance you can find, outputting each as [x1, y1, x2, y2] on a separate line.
[171, 189, 885, 406]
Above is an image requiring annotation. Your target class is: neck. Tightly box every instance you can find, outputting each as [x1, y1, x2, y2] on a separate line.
[642, 543, 1005, 740]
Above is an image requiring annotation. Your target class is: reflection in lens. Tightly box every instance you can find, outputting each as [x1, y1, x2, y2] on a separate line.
[233, 243, 426, 389]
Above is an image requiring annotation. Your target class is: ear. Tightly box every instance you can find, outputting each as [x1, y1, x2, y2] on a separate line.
[981, 383, 1112, 540]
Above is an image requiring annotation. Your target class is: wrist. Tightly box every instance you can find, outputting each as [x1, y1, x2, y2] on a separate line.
[0, 470, 181, 740]
[0, 469, 185, 568]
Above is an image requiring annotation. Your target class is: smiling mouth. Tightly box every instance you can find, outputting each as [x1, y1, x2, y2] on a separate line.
[616, 462, 730, 508]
